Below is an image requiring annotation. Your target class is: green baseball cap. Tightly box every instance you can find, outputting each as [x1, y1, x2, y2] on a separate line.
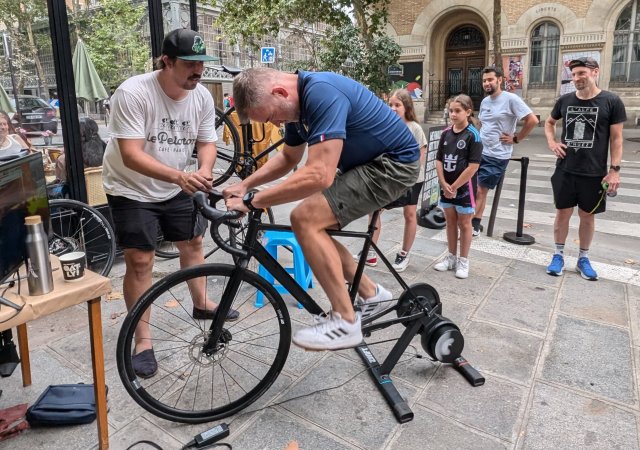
[162, 28, 218, 62]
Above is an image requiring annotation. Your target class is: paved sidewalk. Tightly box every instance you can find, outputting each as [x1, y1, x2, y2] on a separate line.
[1, 207, 638, 450]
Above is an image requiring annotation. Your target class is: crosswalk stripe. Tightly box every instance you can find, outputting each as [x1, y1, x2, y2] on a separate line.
[528, 155, 640, 173]
[500, 177, 639, 196]
[522, 169, 640, 186]
[486, 205, 640, 238]
[431, 231, 640, 286]
[492, 190, 640, 214]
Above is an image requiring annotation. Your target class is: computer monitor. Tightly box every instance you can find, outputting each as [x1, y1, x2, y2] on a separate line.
[0, 152, 50, 285]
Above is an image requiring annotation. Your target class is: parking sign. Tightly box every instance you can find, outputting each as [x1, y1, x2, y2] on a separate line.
[261, 47, 275, 64]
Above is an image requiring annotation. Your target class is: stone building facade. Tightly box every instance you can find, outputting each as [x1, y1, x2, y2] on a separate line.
[387, 0, 640, 124]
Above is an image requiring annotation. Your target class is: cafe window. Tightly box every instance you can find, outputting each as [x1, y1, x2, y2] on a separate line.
[611, 0, 640, 85]
[529, 22, 560, 88]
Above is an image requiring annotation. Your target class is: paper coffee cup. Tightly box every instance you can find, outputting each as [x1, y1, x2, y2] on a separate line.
[59, 252, 86, 281]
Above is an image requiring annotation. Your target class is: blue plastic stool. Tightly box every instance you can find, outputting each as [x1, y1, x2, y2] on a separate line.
[256, 231, 312, 308]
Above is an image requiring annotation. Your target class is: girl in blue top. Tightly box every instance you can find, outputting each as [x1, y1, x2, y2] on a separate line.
[434, 94, 483, 279]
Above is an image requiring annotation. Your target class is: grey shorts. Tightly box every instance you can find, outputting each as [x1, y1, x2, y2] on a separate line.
[323, 155, 419, 228]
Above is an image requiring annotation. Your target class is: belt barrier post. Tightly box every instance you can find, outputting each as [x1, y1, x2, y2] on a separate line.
[486, 173, 505, 238]
[503, 157, 535, 245]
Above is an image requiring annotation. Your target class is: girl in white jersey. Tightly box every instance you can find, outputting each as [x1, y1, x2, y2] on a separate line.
[354, 89, 427, 272]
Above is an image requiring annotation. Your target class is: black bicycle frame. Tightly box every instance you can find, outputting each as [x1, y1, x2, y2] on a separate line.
[198, 207, 438, 422]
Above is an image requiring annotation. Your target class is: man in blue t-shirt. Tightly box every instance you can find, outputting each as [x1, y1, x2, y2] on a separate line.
[224, 68, 419, 351]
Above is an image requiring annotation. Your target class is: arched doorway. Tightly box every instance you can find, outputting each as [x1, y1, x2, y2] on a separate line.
[445, 26, 486, 110]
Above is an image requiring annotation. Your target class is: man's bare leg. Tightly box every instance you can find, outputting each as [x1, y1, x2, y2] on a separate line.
[290, 193, 362, 323]
[176, 235, 223, 310]
[553, 207, 574, 245]
[122, 248, 155, 353]
[577, 208, 595, 250]
[474, 185, 490, 222]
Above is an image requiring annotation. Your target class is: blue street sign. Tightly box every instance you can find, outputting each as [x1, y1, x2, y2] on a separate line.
[261, 47, 275, 64]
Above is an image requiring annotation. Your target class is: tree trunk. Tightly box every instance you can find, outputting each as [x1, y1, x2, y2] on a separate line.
[492, 0, 503, 73]
[23, 19, 50, 100]
[352, 0, 371, 47]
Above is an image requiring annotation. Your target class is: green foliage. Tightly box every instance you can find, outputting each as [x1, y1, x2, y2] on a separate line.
[0, 0, 49, 91]
[318, 24, 400, 95]
[72, 0, 148, 89]
[210, 0, 399, 94]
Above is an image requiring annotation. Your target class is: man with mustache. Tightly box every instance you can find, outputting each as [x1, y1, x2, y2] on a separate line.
[472, 66, 539, 237]
[544, 57, 626, 280]
[102, 28, 238, 379]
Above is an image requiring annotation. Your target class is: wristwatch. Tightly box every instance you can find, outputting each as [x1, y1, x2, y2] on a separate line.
[610, 165, 621, 172]
[242, 191, 260, 211]
[513, 134, 519, 144]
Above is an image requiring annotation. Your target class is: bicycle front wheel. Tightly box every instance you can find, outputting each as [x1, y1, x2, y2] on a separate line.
[48, 199, 116, 277]
[116, 264, 291, 423]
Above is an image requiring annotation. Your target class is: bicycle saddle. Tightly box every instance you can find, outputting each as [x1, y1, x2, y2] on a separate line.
[221, 65, 242, 76]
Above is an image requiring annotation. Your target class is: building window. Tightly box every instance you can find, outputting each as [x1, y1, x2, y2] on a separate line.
[529, 22, 560, 88]
[612, 0, 640, 85]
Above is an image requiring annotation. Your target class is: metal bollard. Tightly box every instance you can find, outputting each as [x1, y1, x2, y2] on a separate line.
[503, 157, 535, 245]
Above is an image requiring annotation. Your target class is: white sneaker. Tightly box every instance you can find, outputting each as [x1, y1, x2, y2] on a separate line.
[355, 284, 392, 320]
[392, 252, 410, 272]
[353, 250, 378, 267]
[434, 253, 457, 271]
[292, 311, 363, 351]
[455, 257, 469, 279]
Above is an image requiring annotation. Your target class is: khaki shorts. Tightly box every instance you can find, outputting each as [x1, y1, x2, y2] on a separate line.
[323, 155, 419, 228]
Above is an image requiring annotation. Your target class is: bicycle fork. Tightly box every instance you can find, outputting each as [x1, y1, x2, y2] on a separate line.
[201, 268, 244, 356]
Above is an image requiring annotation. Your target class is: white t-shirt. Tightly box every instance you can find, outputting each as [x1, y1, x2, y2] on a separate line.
[406, 121, 428, 182]
[102, 71, 217, 202]
[478, 91, 532, 160]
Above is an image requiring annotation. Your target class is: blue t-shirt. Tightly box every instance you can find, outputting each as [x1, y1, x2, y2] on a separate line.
[284, 71, 419, 172]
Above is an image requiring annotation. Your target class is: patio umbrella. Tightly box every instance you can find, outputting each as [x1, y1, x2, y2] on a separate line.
[0, 84, 15, 113]
[72, 39, 108, 102]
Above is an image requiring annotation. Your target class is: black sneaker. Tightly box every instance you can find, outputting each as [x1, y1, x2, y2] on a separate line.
[472, 223, 484, 237]
[392, 252, 410, 272]
[193, 306, 240, 321]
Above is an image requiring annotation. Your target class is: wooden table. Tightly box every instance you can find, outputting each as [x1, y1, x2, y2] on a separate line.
[0, 257, 112, 449]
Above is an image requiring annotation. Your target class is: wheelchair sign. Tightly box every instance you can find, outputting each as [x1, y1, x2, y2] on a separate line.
[261, 47, 275, 64]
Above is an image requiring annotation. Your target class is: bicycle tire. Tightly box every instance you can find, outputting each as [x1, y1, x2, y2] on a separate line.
[212, 106, 240, 187]
[116, 263, 291, 423]
[48, 199, 116, 277]
[154, 207, 276, 260]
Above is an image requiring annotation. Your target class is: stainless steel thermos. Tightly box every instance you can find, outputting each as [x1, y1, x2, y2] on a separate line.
[25, 215, 54, 295]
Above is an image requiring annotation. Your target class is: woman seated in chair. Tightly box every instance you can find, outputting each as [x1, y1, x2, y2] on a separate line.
[0, 110, 31, 158]
[55, 117, 106, 182]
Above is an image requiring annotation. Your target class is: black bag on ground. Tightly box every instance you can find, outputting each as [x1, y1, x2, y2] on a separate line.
[26, 384, 98, 426]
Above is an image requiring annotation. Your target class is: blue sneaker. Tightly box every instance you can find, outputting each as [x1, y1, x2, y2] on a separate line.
[546, 254, 564, 276]
[576, 257, 598, 281]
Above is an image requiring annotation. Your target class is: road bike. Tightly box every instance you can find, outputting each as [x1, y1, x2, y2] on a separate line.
[116, 191, 483, 424]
